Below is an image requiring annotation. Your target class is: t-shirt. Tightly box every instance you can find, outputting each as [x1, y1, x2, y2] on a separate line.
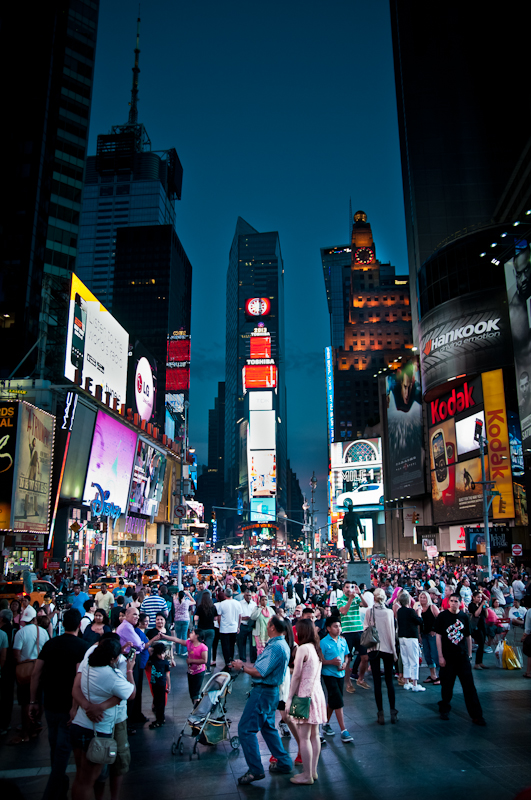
[509, 606, 527, 623]
[512, 580, 526, 600]
[320, 633, 349, 677]
[70, 592, 90, 613]
[140, 596, 168, 627]
[13, 624, 49, 661]
[150, 656, 170, 687]
[186, 640, 208, 675]
[215, 598, 242, 633]
[74, 660, 134, 733]
[80, 614, 93, 635]
[38, 633, 89, 712]
[434, 610, 470, 660]
[95, 591, 114, 613]
[112, 586, 127, 598]
[337, 594, 362, 633]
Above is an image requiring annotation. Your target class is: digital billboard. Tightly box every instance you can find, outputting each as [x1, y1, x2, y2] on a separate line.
[250, 336, 271, 359]
[126, 340, 157, 423]
[83, 411, 138, 512]
[12, 403, 55, 533]
[325, 347, 335, 444]
[504, 245, 531, 450]
[384, 356, 424, 497]
[456, 411, 485, 457]
[60, 400, 96, 502]
[419, 288, 513, 396]
[0, 402, 19, 530]
[481, 369, 515, 520]
[129, 439, 167, 517]
[251, 497, 276, 523]
[166, 332, 191, 393]
[243, 364, 278, 391]
[249, 451, 276, 498]
[330, 438, 383, 512]
[249, 391, 272, 411]
[249, 410, 276, 450]
[65, 274, 129, 404]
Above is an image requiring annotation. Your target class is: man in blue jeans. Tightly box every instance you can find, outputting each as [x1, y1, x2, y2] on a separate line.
[231, 615, 293, 784]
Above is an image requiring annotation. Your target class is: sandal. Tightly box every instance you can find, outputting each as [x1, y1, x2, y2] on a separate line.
[423, 677, 433, 683]
[7, 736, 30, 745]
[432, 680, 441, 685]
[149, 722, 163, 729]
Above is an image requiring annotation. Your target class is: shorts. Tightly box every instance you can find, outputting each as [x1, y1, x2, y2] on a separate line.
[342, 631, 367, 657]
[110, 720, 130, 776]
[277, 700, 286, 711]
[322, 675, 345, 709]
[70, 723, 112, 753]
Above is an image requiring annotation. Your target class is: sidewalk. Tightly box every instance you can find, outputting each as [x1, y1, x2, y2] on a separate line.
[1, 647, 530, 800]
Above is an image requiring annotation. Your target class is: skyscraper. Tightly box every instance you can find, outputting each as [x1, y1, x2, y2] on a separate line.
[224, 218, 287, 540]
[0, 0, 100, 379]
[196, 382, 226, 539]
[322, 211, 412, 440]
[76, 16, 183, 310]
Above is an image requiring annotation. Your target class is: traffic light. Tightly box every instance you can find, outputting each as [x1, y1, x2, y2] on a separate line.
[413, 512, 420, 525]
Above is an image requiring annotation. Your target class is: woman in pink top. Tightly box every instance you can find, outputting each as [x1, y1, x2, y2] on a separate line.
[287, 619, 327, 785]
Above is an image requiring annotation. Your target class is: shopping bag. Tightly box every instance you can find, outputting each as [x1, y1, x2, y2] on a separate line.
[494, 640, 504, 667]
[502, 641, 521, 670]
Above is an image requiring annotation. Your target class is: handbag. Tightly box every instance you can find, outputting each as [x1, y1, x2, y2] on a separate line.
[85, 667, 118, 765]
[289, 695, 311, 720]
[16, 625, 39, 685]
[360, 607, 380, 649]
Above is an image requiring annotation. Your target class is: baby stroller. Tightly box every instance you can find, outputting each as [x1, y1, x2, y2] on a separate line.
[171, 671, 240, 760]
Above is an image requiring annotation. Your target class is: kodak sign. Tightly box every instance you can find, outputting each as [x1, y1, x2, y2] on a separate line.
[429, 382, 475, 426]
[481, 369, 515, 520]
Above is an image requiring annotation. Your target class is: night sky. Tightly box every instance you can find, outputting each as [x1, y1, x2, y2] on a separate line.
[87, 0, 408, 526]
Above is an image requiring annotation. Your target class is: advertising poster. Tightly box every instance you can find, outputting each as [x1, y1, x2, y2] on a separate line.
[504, 245, 531, 449]
[0, 402, 19, 529]
[325, 347, 335, 444]
[251, 497, 276, 523]
[166, 333, 190, 393]
[481, 369, 515, 520]
[514, 484, 528, 527]
[129, 439, 167, 517]
[419, 288, 512, 396]
[249, 451, 276, 497]
[330, 438, 383, 512]
[384, 357, 424, 497]
[64, 274, 129, 404]
[83, 411, 138, 511]
[127, 341, 157, 423]
[12, 403, 55, 533]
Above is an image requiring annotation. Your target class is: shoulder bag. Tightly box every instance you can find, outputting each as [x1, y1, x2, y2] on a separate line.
[85, 667, 118, 765]
[360, 606, 380, 649]
[16, 625, 40, 685]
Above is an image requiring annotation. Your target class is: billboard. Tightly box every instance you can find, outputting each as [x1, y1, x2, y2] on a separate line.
[249, 410, 276, 450]
[384, 356, 424, 497]
[250, 336, 271, 359]
[504, 245, 531, 449]
[250, 497, 276, 523]
[330, 438, 383, 512]
[419, 288, 513, 396]
[245, 297, 271, 317]
[243, 364, 278, 391]
[249, 391, 272, 411]
[126, 341, 157, 423]
[0, 402, 19, 530]
[481, 369, 515, 520]
[65, 274, 129, 404]
[83, 411, 137, 512]
[129, 439, 167, 517]
[325, 347, 335, 444]
[249, 451, 276, 498]
[11, 403, 54, 533]
[166, 332, 191, 393]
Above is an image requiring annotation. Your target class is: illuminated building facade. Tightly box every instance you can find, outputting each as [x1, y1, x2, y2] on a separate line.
[322, 211, 413, 440]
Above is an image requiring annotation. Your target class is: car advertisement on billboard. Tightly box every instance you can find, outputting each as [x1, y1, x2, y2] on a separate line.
[12, 403, 55, 533]
[83, 410, 138, 513]
[0, 402, 19, 530]
[419, 288, 512, 396]
[65, 274, 129, 405]
[330, 438, 383, 512]
[384, 356, 424, 498]
[504, 244, 531, 450]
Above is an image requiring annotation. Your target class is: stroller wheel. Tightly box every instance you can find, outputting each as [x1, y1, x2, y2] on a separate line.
[230, 736, 240, 750]
[171, 742, 178, 755]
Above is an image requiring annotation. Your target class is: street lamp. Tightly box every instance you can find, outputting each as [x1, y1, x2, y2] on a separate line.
[474, 418, 501, 581]
[310, 472, 318, 577]
[302, 497, 310, 565]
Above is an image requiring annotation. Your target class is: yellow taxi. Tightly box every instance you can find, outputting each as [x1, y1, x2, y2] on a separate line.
[0, 579, 60, 609]
[142, 567, 162, 585]
[87, 576, 135, 596]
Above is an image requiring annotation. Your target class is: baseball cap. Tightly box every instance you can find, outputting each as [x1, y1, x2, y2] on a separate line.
[21, 606, 37, 623]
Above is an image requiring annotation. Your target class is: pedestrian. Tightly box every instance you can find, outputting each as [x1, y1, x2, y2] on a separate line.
[337, 581, 369, 692]
[215, 587, 242, 669]
[94, 583, 114, 615]
[397, 591, 425, 692]
[129, 612, 150, 725]
[139, 588, 167, 629]
[148, 642, 171, 729]
[10, 605, 49, 744]
[418, 590, 440, 684]
[172, 590, 195, 656]
[468, 590, 489, 670]
[320, 616, 354, 742]
[80, 598, 96, 635]
[287, 618, 327, 785]
[434, 593, 486, 725]
[237, 588, 258, 662]
[82, 609, 111, 645]
[158, 628, 208, 703]
[254, 595, 273, 655]
[70, 584, 90, 615]
[194, 592, 217, 673]
[231, 615, 293, 784]
[28, 609, 88, 800]
[363, 588, 399, 724]
[0, 609, 15, 736]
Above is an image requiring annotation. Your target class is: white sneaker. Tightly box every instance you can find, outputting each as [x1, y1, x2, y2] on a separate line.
[403, 682, 412, 690]
[412, 684, 426, 692]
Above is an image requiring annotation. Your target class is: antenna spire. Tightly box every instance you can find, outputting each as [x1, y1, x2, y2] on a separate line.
[128, 11, 141, 125]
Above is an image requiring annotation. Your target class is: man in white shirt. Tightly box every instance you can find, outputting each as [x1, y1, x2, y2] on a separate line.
[216, 588, 242, 669]
[512, 578, 526, 601]
[238, 589, 257, 662]
[509, 600, 527, 628]
[12, 606, 49, 743]
[459, 578, 473, 608]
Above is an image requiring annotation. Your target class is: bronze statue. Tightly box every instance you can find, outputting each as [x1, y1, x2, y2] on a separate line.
[341, 499, 365, 562]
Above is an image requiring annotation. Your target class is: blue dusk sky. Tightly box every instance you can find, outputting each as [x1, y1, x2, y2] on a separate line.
[87, 0, 408, 524]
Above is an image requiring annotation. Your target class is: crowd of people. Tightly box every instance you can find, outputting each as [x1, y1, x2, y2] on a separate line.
[0, 556, 529, 794]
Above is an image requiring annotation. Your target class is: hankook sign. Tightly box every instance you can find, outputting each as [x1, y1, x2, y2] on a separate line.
[419, 289, 512, 395]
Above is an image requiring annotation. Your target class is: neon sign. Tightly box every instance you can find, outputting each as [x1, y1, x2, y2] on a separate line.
[90, 483, 122, 521]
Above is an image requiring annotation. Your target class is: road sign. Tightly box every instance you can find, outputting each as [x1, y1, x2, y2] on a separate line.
[175, 505, 186, 518]
[69, 522, 81, 533]
[512, 543, 523, 556]
[426, 545, 439, 559]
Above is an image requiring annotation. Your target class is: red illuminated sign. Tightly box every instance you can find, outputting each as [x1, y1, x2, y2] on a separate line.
[243, 364, 278, 390]
[245, 298, 271, 317]
[166, 367, 190, 391]
[167, 339, 191, 362]
[250, 336, 271, 359]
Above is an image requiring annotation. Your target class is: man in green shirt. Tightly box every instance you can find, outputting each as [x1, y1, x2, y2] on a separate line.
[337, 582, 369, 692]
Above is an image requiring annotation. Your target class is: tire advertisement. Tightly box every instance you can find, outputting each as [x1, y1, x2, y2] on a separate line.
[419, 288, 512, 397]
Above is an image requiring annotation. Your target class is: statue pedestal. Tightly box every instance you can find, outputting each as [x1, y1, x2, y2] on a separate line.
[343, 561, 371, 587]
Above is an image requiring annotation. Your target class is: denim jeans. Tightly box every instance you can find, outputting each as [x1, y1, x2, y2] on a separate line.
[238, 685, 292, 776]
[238, 623, 257, 662]
[197, 628, 215, 669]
[421, 633, 439, 670]
[43, 710, 72, 800]
[174, 620, 190, 655]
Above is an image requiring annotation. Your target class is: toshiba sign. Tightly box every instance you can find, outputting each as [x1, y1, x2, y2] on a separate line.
[419, 289, 512, 395]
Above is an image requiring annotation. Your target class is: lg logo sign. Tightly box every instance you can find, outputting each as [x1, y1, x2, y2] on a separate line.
[135, 357, 154, 422]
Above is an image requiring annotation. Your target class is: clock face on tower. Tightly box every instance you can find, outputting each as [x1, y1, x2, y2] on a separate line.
[355, 247, 374, 265]
[245, 297, 271, 316]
